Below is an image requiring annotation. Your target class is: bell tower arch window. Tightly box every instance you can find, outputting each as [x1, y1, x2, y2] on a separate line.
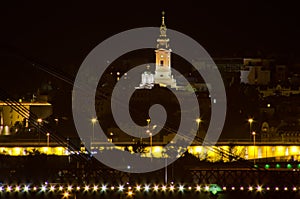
[160, 60, 164, 66]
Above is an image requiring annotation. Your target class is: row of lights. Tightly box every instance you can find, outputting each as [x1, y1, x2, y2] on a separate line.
[0, 184, 299, 193]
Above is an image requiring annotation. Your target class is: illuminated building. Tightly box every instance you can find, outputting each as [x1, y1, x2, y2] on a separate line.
[0, 102, 52, 135]
[137, 12, 178, 89]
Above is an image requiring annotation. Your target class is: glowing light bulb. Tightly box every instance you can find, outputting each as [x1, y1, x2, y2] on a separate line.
[136, 185, 141, 191]
[50, 186, 55, 192]
[179, 185, 184, 192]
[170, 185, 175, 191]
[67, 186, 72, 191]
[118, 185, 124, 192]
[101, 185, 107, 192]
[144, 185, 150, 192]
[93, 185, 98, 191]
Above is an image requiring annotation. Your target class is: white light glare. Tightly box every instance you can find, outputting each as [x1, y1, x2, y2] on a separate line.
[118, 185, 124, 191]
[144, 185, 150, 192]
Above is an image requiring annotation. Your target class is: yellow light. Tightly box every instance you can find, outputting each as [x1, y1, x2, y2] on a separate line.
[196, 185, 201, 191]
[249, 186, 253, 191]
[37, 118, 43, 123]
[170, 185, 174, 191]
[91, 118, 97, 123]
[153, 185, 159, 191]
[59, 186, 63, 191]
[195, 146, 202, 153]
[136, 185, 141, 191]
[127, 190, 133, 197]
[257, 186, 262, 192]
[50, 186, 55, 191]
[15, 186, 20, 192]
[291, 146, 298, 154]
[84, 185, 89, 191]
[196, 118, 202, 124]
[76, 186, 80, 191]
[6, 186, 11, 192]
[67, 185, 72, 191]
[162, 185, 166, 191]
[204, 186, 209, 191]
[63, 192, 69, 198]
[248, 118, 253, 123]
[93, 185, 98, 191]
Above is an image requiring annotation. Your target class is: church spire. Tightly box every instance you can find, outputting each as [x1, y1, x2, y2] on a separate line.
[161, 11, 166, 27]
[157, 11, 170, 49]
[160, 11, 167, 37]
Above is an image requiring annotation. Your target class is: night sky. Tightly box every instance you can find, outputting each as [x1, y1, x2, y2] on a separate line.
[1, 1, 300, 137]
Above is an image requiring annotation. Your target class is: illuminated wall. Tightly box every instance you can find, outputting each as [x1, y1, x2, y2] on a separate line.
[2, 145, 300, 161]
[0, 147, 67, 156]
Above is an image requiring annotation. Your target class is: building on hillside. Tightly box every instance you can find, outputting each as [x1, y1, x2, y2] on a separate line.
[0, 101, 52, 135]
[137, 12, 178, 89]
[240, 58, 273, 85]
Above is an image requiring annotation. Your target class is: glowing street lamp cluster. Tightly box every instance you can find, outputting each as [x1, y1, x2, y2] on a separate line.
[0, 183, 299, 197]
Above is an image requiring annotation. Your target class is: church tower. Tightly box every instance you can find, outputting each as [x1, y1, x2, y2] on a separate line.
[154, 12, 177, 88]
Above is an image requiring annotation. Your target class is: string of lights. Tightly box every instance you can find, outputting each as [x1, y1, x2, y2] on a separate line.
[0, 183, 299, 194]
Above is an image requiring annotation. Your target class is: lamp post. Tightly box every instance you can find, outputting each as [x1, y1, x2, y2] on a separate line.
[252, 131, 256, 165]
[37, 118, 42, 146]
[196, 118, 202, 137]
[91, 118, 97, 142]
[46, 133, 50, 147]
[248, 118, 253, 140]
[146, 118, 152, 159]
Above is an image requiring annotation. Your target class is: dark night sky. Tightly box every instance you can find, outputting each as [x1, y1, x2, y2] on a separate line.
[0, 1, 300, 137]
[1, 1, 300, 88]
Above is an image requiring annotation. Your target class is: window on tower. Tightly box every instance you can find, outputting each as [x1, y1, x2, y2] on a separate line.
[160, 60, 164, 66]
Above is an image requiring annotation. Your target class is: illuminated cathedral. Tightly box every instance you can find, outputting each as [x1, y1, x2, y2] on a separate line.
[137, 12, 177, 89]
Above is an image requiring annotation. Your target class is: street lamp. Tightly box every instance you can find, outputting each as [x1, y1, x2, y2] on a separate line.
[91, 117, 97, 142]
[252, 131, 256, 165]
[37, 118, 42, 146]
[46, 133, 50, 147]
[146, 118, 152, 159]
[196, 118, 202, 137]
[248, 118, 253, 140]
